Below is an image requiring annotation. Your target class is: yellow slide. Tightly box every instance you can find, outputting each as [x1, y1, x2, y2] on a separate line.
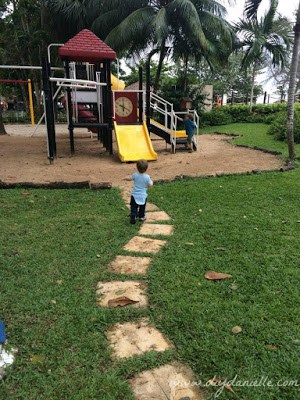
[114, 121, 158, 162]
[150, 118, 187, 138]
[111, 74, 125, 91]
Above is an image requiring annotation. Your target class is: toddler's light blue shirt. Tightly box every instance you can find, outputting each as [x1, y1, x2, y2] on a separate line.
[131, 173, 152, 205]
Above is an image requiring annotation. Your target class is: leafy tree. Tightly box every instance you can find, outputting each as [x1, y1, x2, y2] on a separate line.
[234, 0, 293, 111]
[100, 0, 234, 92]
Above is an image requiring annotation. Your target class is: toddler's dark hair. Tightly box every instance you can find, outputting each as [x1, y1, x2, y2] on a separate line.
[185, 114, 193, 120]
[137, 159, 148, 173]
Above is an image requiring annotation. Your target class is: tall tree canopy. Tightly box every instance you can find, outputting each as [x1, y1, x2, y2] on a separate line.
[234, 0, 292, 110]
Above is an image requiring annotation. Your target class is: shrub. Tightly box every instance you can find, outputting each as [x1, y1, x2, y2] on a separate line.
[201, 103, 300, 126]
[268, 111, 300, 143]
[200, 108, 233, 126]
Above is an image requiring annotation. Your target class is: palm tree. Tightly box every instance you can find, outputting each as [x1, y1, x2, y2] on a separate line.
[286, 2, 300, 161]
[100, 0, 234, 92]
[235, 0, 292, 111]
[244, 0, 263, 19]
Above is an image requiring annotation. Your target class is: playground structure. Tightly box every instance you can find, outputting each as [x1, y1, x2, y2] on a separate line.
[41, 29, 199, 162]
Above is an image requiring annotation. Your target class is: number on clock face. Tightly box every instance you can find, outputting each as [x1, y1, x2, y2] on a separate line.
[115, 96, 133, 117]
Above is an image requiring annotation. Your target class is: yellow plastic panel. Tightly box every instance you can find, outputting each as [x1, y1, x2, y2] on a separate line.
[114, 122, 158, 162]
[111, 74, 125, 91]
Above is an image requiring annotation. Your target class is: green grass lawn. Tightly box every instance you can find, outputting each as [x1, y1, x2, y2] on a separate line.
[0, 189, 170, 400]
[1, 169, 300, 399]
[149, 169, 300, 399]
[200, 123, 300, 159]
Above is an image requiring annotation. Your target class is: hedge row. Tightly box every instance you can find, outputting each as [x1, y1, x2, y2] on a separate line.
[201, 103, 300, 126]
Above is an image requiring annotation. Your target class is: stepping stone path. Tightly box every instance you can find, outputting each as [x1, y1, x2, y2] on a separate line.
[96, 188, 205, 399]
[129, 362, 205, 400]
[108, 255, 152, 275]
[96, 281, 148, 308]
[124, 236, 167, 253]
[106, 318, 172, 359]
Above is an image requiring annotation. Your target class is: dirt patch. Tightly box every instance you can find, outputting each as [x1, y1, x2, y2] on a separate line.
[0, 124, 283, 187]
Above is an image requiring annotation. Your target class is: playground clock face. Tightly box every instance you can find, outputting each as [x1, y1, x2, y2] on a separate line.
[115, 96, 133, 117]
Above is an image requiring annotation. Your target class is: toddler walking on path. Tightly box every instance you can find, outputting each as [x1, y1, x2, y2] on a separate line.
[129, 159, 153, 224]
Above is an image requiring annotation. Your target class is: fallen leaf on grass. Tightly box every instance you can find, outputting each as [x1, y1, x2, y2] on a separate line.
[108, 296, 139, 307]
[205, 271, 232, 280]
[30, 355, 46, 363]
[232, 326, 242, 335]
[267, 344, 278, 351]
[51, 299, 57, 305]
[56, 280, 63, 285]
[230, 284, 238, 290]
[185, 242, 194, 246]
[22, 192, 30, 196]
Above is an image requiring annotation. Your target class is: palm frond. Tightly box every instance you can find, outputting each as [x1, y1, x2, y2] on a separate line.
[262, 0, 278, 34]
[105, 7, 155, 52]
[168, 0, 208, 50]
[153, 7, 169, 43]
[244, 0, 263, 19]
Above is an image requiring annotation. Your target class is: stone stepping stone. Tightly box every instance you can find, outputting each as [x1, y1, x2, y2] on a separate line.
[139, 223, 174, 236]
[108, 255, 152, 275]
[146, 203, 159, 211]
[124, 202, 159, 211]
[96, 281, 148, 308]
[129, 362, 205, 400]
[106, 318, 172, 359]
[146, 211, 171, 222]
[124, 236, 167, 254]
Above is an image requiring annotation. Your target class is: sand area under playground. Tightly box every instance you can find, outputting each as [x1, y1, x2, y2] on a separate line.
[0, 124, 283, 187]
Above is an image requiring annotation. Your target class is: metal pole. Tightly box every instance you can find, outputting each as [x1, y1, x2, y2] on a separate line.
[65, 60, 75, 154]
[42, 58, 55, 163]
[139, 66, 143, 123]
[146, 61, 151, 131]
[106, 61, 113, 155]
[27, 79, 35, 127]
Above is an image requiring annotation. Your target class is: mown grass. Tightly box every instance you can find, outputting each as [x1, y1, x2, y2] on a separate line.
[0, 189, 174, 400]
[200, 123, 300, 159]
[149, 169, 300, 399]
[1, 168, 300, 400]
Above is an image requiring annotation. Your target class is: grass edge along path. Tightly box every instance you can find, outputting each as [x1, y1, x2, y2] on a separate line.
[200, 122, 300, 160]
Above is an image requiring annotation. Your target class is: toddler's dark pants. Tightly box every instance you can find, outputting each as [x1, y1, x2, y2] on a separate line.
[130, 196, 146, 220]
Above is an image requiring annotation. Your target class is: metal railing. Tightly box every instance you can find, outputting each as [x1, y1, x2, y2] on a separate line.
[150, 92, 199, 153]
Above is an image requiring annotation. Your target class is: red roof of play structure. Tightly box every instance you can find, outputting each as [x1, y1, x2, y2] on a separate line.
[59, 29, 116, 62]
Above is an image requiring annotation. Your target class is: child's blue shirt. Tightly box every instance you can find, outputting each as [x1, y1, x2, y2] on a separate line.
[131, 173, 152, 205]
[183, 119, 195, 135]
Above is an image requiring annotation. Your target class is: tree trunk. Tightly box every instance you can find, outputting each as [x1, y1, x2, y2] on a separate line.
[286, 2, 300, 161]
[153, 39, 166, 93]
[249, 61, 257, 112]
[183, 56, 189, 95]
[0, 107, 7, 135]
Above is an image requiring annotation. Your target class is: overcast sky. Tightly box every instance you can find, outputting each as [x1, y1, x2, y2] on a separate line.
[226, 0, 299, 22]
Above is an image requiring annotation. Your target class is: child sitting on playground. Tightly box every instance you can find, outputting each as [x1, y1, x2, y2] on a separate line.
[129, 159, 153, 224]
[177, 114, 195, 152]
